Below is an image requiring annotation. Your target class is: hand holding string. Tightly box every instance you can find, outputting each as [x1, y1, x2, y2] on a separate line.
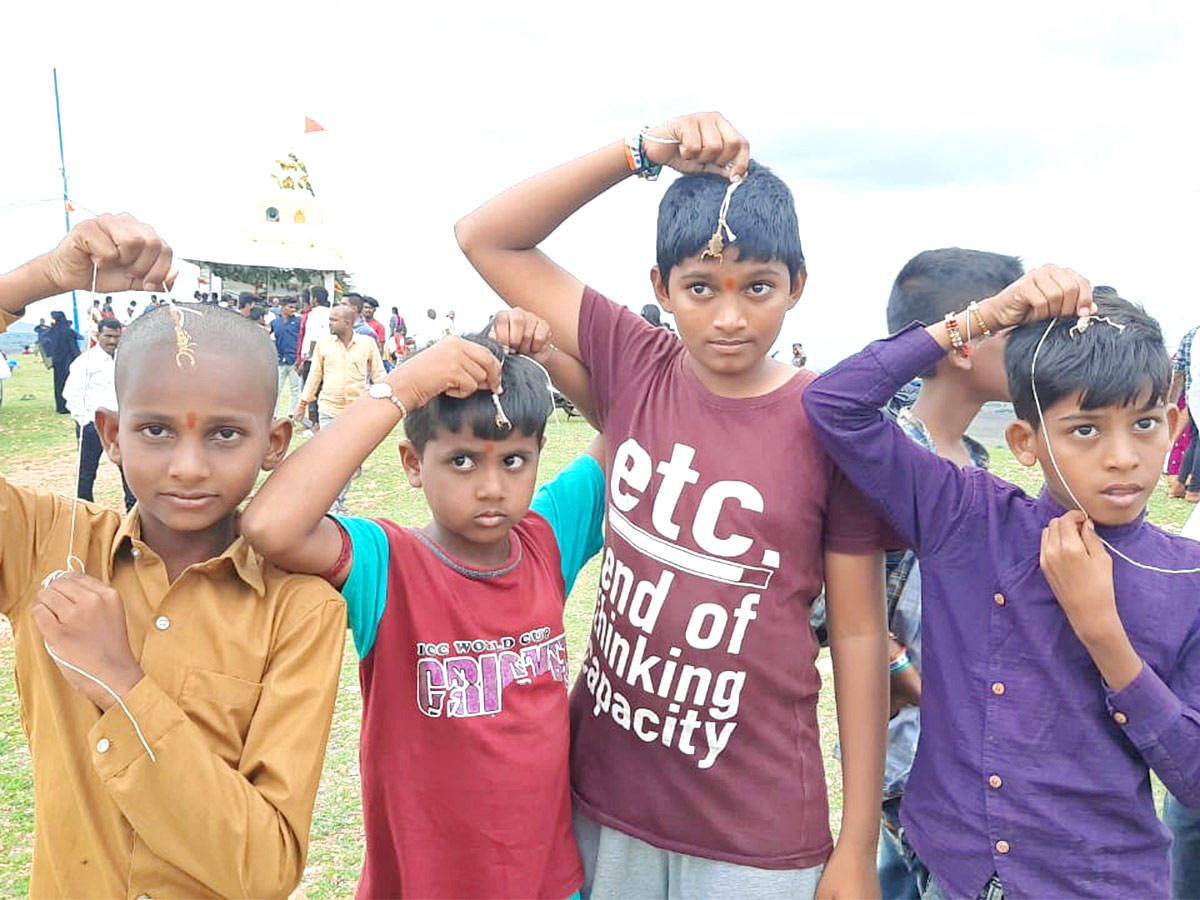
[38, 213, 176, 296]
[641, 112, 750, 180]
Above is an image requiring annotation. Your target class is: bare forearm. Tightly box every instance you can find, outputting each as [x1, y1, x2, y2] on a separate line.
[825, 551, 888, 854]
[456, 141, 630, 256]
[0, 254, 59, 316]
[830, 630, 888, 850]
[245, 375, 416, 558]
[1081, 619, 1144, 691]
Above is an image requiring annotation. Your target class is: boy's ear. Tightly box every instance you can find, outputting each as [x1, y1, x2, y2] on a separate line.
[1167, 404, 1180, 435]
[1005, 420, 1040, 467]
[650, 266, 672, 312]
[260, 417, 294, 472]
[94, 407, 121, 465]
[398, 440, 423, 488]
[787, 266, 808, 308]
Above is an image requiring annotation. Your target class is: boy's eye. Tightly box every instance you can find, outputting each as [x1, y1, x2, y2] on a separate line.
[450, 455, 475, 470]
[1133, 417, 1161, 433]
[213, 427, 241, 442]
[1070, 424, 1098, 438]
[747, 282, 773, 297]
[140, 424, 171, 439]
[503, 454, 526, 471]
[687, 283, 713, 298]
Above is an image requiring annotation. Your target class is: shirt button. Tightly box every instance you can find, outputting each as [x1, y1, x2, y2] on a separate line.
[996, 840, 1011, 855]
[993, 592, 1006, 606]
[155, 616, 170, 631]
[991, 682, 1006, 696]
[989, 774, 1003, 789]
[96, 738, 110, 753]
[1113, 711, 1129, 725]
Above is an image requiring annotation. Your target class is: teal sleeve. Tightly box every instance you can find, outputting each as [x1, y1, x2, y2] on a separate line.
[335, 516, 391, 659]
[530, 454, 606, 597]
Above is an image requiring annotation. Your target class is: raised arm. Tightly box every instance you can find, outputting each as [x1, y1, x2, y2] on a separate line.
[1, 214, 174, 318]
[803, 265, 1096, 553]
[241, 337, 503, 581]
[454, 112, 749, 361]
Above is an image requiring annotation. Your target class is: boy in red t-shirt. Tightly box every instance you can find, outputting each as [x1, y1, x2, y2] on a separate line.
[242, 312, 605, 899]
[456, 112, 890, 898]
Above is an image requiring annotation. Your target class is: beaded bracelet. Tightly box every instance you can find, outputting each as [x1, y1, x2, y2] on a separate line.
[624, 132, 662, 180]
[968, 301, 993, 338]
[944, 312, 968, 358]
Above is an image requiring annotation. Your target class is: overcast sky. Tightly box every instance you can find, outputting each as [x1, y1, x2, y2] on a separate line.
[3, 2, 1197, 367]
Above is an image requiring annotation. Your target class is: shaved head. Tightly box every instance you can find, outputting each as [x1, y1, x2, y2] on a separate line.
[114, 303, 279, 416]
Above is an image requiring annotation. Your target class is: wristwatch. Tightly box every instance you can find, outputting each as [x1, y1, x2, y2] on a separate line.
[368, 381, 408, 417]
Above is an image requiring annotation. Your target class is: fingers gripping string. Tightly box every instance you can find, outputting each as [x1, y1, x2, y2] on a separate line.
[490, 351, 557, 431]
[1030, 318, 1200, 575]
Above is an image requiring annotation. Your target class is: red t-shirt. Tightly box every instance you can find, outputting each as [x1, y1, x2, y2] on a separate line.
[570, 288, 886, 868]
[367, 318, 385, 343]
[355, 517, 581, 899]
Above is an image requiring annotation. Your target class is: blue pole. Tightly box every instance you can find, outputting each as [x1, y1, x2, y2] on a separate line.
[53, 68, 80, 335]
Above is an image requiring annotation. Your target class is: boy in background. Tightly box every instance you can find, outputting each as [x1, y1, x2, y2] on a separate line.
[457, 111, 890, 899]
[804, 269, 1200, 898]
[242, 310, 606, 899]
[0, 214, 345, 898]
[875, 248, 1022, 898]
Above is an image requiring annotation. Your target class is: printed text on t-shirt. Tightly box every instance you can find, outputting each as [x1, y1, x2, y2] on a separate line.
[417, 628, 567, 718]
[581, 439, 778, 769]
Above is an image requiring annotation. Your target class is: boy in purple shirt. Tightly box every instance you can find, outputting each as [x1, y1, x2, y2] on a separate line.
[804, 266, 1200, 898]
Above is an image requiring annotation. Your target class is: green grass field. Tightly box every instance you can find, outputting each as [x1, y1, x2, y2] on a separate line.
[0, 358, 1190, 897]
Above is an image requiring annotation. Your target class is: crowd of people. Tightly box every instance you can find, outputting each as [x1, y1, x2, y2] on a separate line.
[0, 109, 1198, 900]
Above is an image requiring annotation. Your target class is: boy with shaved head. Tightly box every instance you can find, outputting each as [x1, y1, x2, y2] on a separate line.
[0, 214, 345, 899]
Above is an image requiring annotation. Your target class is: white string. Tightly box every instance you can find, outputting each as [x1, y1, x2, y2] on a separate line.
[716, 178, 741, 243]
[491, 349, 558, 430]
[41, 638, 157, 761]
[1031, 318, 1200, 575]
[38, 262, 160, 761]
[638, 132, 682, 145]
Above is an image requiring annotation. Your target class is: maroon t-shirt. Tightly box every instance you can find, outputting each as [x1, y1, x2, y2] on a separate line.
[357, 518, 581, 899]
[569, 288, 884, 869]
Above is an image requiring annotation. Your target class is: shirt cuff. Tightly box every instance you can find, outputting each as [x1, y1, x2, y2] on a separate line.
[1104, 662, 1183, 749]
[88, 675, 187, 780]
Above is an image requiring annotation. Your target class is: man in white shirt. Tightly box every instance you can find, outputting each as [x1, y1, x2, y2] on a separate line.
[63, 317, 135, 510]
[298, 287, 332, 434]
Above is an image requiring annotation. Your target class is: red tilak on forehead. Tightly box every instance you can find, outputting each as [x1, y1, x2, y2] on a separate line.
[186, 412, 197, 431]
[723, 277, 736, 291]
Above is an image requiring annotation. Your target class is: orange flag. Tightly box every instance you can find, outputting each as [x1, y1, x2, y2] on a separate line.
[304, 116, 326, 133]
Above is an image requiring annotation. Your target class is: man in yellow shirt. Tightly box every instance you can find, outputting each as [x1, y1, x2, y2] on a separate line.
[299, 303, 384, 513]
[0, 214, 345, 899]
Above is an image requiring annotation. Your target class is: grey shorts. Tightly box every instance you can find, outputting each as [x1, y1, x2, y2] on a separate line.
[573, 808, 824, 899]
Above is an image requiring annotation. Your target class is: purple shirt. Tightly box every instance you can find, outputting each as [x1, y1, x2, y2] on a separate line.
[803, 326, 1200, 899]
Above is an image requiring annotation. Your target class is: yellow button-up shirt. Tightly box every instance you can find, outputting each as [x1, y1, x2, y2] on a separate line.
[302, 332, 384, 417]
[0, 479, 346, 898]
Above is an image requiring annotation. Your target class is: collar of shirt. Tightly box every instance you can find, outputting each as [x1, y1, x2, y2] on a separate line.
[107, 506, 267, 597]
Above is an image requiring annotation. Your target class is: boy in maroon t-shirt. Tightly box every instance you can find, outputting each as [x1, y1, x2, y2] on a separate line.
[456, 112, 890, 898]
[243, 313, 607, 899]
